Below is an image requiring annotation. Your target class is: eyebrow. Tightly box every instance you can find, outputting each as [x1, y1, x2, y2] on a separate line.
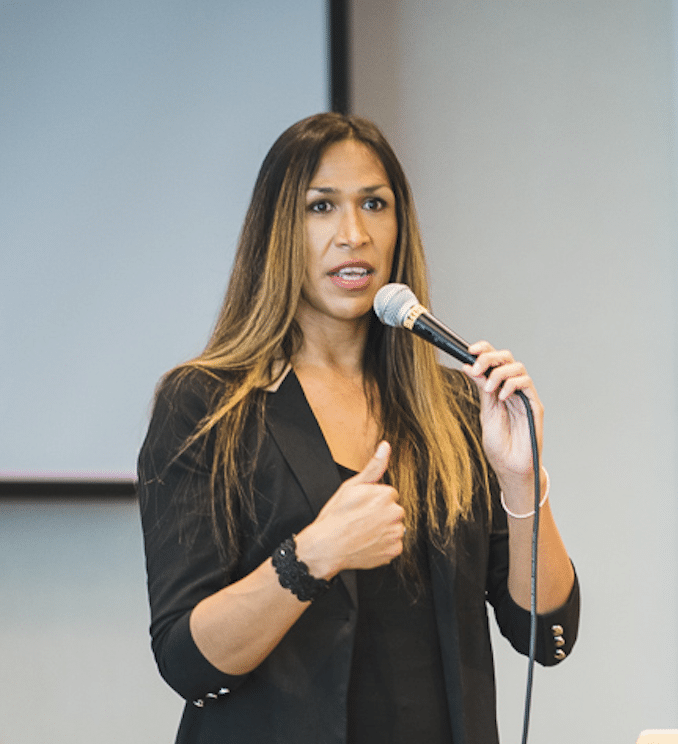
[306, 184, 391, 195]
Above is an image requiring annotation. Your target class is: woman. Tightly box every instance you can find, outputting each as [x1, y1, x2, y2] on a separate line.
[138, 113, 579, 744]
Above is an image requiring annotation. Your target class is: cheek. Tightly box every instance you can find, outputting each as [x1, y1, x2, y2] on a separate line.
[382, 224, 398, 264]
[305, 214, 336, 247]
[301, 233, 326, 288]
[379, 212, 398, 243]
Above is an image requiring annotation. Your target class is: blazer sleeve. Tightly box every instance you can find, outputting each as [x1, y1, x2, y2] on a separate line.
[485, 496, 580, 666]
[137, 370, 248, 702]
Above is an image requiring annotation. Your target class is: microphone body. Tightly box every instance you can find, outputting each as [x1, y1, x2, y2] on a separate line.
[373, 283, 476, 366]
[407, 310, 476, 366]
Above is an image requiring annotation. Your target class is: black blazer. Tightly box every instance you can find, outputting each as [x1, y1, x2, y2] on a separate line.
[138, 369, 579, 744]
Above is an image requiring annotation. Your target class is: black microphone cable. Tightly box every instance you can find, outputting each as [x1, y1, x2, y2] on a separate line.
[515, 387, 541, 744]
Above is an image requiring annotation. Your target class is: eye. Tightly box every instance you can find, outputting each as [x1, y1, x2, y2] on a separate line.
[307, 199, 334, 214]
[363, 196, 388, 211]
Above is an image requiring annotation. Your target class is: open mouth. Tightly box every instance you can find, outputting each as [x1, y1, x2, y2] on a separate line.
[328, 263, 375, 290]
[330, 266, 373, 280]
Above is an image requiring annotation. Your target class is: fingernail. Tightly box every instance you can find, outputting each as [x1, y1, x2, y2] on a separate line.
[375, 441, 389, 460]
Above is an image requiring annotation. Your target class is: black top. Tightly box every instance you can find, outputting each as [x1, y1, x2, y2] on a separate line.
[336, 463, 453, 744]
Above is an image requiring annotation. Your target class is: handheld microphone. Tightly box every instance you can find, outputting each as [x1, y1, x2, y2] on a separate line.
[373, 283, 476, 366]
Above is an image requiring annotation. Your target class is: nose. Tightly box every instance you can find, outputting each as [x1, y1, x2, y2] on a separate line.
[335, 204, 369, 249]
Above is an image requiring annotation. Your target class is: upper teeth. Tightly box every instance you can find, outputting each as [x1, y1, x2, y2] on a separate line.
[337, 267, 368, 277]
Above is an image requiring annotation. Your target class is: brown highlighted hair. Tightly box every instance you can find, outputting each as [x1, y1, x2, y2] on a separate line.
[164, 113, 489, 569]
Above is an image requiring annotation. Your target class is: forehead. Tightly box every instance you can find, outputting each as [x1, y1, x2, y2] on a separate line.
[309, 139, 390, 188]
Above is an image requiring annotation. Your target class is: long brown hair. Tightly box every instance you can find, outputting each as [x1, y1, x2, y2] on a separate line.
[164, 113, 490, 569]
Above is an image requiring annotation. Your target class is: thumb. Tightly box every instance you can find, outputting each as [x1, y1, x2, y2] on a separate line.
[352, 441, 391, 485]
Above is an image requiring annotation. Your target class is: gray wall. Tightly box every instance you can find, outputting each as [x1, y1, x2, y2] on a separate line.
[0, 497, 181, 742]
[352, 0, 678, 741]
[0, 2, 326, 742]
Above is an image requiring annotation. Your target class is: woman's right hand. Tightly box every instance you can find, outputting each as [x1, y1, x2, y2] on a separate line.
[295, 441, 405, 580]
[190, 441, 403, 676]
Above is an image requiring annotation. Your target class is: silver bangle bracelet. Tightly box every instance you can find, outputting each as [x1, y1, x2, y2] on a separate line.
[500, 467, 550, 519]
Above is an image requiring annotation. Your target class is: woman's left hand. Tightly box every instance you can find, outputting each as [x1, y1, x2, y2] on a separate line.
[464, 342, 575, 614]
[463, 341, 543, 491]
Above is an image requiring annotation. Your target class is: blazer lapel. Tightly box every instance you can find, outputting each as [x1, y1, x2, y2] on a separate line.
[265, 369, 358, 607]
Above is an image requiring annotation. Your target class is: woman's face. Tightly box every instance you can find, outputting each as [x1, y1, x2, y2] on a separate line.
[297, 138, 398, 332]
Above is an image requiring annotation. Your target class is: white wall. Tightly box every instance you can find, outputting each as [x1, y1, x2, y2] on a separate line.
[352, 1, 677, 741]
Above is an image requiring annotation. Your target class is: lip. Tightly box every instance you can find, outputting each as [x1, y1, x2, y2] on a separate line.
[327, 260, 375, 291]
[328, 260, 375, 274]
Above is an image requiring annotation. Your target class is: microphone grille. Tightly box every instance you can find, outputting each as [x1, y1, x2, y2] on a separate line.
[373, 283, 421, 327]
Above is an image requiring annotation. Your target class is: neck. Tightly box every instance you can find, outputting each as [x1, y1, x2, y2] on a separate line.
[292, 315, 370, 378]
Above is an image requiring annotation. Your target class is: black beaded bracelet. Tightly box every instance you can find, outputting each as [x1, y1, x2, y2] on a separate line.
[271, 536, 331, 603]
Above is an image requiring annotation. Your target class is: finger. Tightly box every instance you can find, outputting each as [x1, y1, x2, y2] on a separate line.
[351, 441, 391, 485]
[463, 342, 490, 376]
[465, 344, 516, 379]
[467, 340, 494, 356]
[495, 373, 533, 401]
[478, 351, 515, 377]
[483, 361, 525, 392]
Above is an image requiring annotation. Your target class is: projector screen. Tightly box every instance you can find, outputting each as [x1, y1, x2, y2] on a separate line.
[1, 0, 328, 478]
